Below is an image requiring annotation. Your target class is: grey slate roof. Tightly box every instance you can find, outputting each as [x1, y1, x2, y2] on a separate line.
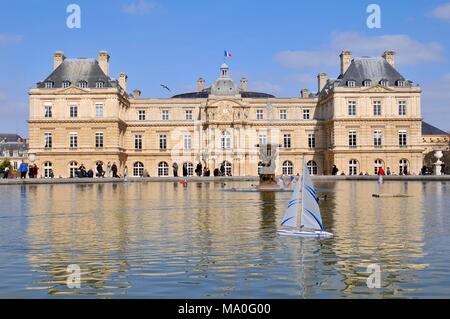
[0, 133, 24, 143]
[336, 57, 410, 87]
[422, 122, 448, 136]
[37, 59, 117, 89]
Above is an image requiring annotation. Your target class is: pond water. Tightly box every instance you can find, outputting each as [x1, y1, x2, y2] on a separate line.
[0, 180, 449, 298]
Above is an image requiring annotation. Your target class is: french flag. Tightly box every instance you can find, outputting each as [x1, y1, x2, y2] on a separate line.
[224, 50, 232, 58]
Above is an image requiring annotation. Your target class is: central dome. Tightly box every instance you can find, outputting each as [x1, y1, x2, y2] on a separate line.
[210, 63, 239, 96]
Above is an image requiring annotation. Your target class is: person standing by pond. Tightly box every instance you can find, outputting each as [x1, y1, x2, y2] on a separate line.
[111, 162, 118, 178]
[3, 166, 9, 179]
[172, 162, 178, 177]
[19, 161, 28, 179]
[96, 162, 104, 177]
[331, 165, 339, 175]
[124, 165, 128, 180]
[106, 162, 112, 177]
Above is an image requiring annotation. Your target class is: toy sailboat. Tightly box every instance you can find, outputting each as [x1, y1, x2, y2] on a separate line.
[278, 164, 333, 238]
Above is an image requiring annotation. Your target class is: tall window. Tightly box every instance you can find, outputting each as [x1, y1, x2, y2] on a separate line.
[69, 161, 78, 178]
[256, 110, 264, 120]
[162, 110, 169, 121]
[44, 133, 52, 149]
[283, 134, 291, 149]
[374, 159, 384, 175]
[399, 159, 409, 175]
[69, 104, 78, 118]
[282, 161, 293, 175]
[184, 134, 192, 150]
[95, 132, 104, 148]
[280, 109, 287, 120]
[349, 130, 357, 147]
[44, 104, 52, 118]
[308, 133, 316, 149]
[222, 161, 232, 176]
[374, 130, 382, 147]
[399, 130, 407, 147]
[158, 162, 169, 176]
[348, 101, 356, 116]
[185, 110, 193, 120]
[373, 101, 382, 116]
[43, 162, 52, 178]
[258, 134, 267, 146]
[159, 134, 167, 150]
[185, 162, 194, 176]
[399, 101, 407, 116]
[133, 162, 144, 177]
[307, 160, 318, 175]
[303, 109, 310, 120]
[69, 133, 78, 148]
[95, 103, 104, 118]
[349, 160, 358, 176]
[221, 131, 232, 149]
[138, 110, 146, 121]
[135, 134, 142, 150]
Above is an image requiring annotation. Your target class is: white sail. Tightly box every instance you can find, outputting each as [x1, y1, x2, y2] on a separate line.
[300, 165, 324, 231]
[280, 176, 301, 228]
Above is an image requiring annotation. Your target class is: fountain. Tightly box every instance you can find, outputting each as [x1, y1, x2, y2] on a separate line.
[256, 142, 283, 191]
[433, 150, 444, 176]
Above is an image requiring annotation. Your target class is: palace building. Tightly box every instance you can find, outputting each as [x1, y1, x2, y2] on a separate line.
[28, 50, 449, 178]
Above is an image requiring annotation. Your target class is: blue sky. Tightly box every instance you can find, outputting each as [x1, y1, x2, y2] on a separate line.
[0, 0, 450, 136]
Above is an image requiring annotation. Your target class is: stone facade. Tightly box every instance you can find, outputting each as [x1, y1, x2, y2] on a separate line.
[28, 50, 448, 178]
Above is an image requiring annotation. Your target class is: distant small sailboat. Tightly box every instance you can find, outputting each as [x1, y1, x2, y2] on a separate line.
[278, 164, 333, 238]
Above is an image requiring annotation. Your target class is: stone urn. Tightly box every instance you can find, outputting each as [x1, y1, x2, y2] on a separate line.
[433, 150, 444, 176]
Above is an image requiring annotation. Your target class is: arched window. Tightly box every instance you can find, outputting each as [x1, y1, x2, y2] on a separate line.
[349, 159, 358, 176]
[258, 162, 264, 175]
[78, 80, 88, 88]
[69, 161, 78, 178]
[158, 162, 169, 177]
[184, 162, 194, 176]
[222, 161, 232, 176]
[220, 131, 232, 149]
[43, 162, 52, 178]
[133, 162, 144, 177]
[307, 160, 318, 175]
[399, 159, 409, 175]
[282, 160, 293, 175]
[374, 159, 384, 175]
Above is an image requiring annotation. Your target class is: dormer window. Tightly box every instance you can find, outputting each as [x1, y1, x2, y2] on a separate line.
[380, 80, 389, 87]
[78, 81, 88, 88]
[396, 80, 405, 87]
[363, 80, 372, 87]
[44, 81, 54, 89]
[62, 81, 71, 88]
[96, 81, 104, 88]
[347, 80, 356, 87]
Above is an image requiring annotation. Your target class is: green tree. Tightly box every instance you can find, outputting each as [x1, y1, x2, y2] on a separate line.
[0, 159, 11, 172]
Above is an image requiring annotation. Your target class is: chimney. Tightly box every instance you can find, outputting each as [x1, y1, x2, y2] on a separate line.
[382, 50, 395, 67]
[317, 73, 328, 93]
[119, 73, 128, 92]
[133, 89, 141, 98]
[98, 51, 110, 76]
[240, 77, 248, 91]
[197, 78, 205, 92]
[340, 50, 352, 75]
[301, 88, 309, 98]
[53, 51, 65, 70]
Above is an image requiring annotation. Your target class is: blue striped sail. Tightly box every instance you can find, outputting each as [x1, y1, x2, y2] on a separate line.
[301, 165, 324, 231]
[280, 176, 301, 228]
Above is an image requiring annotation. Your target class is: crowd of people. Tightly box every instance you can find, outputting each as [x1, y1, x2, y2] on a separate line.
[172, 161, 231, 178]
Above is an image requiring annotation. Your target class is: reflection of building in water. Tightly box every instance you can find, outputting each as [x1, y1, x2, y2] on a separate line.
[330, 181, 427, 296]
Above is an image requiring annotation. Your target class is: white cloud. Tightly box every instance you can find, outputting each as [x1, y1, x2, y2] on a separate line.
[431, 3, 450, 22]
[123, 0, 156, 15]
[0, 34, 23, 45]
[274, 32, 445, 70]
